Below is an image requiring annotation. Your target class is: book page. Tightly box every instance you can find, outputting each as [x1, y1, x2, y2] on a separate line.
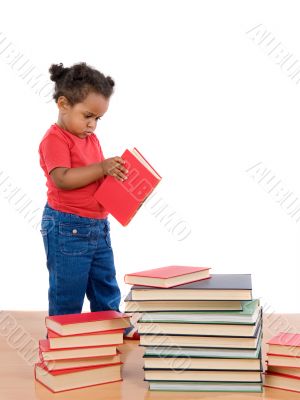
[130, 148, 161, 179]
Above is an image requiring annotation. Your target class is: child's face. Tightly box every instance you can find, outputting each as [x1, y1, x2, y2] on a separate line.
[57, 92, 110, 138]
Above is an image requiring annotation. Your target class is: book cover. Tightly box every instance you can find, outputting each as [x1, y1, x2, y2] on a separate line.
[47, 328, 124, 349]
[264, 372, 300, 393]
[124, 266, 211, 288]
[39, 339, 118, 362]
[138, 299, 261, 324]
[45, 310, 130, 335]
[137, 311, 262, 337]
[93, 148, 162, 226]
[143, 355, 262, 371]
[41, 349, 122, 372]
[143, 368, 262, 382]
[124, 292, 244, 312]
[144, 342, 262, 358]
[131, 274, 252, 301]
[140, 324, 262, 349]
[148, 381, 262, 392]
[34, 362, 123, 393]
[132, 274, 252, 291]
[267, 332, 300, 347]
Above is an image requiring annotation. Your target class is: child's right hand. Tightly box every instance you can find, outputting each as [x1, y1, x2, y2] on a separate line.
[101, 157, 128, 181]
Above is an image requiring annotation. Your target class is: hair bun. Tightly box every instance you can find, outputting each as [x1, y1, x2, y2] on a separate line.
[49, 63, 68, 82]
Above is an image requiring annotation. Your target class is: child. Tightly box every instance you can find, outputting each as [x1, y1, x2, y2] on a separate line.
[39, 62, 138, 338]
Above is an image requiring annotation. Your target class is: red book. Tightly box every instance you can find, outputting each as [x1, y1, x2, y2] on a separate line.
[40, 348, 122, 371]
[39, 339, 118, 361]
[93, 148, 162, 226]
[267, 364, 300, 379]
[34, 361, 123, 393]
[267, 332, 300, 357]
[264, 372, 300, 393]
[124, 266, 211, 288]
[45, 310, 131, 336]
[47, 328, 124, 349]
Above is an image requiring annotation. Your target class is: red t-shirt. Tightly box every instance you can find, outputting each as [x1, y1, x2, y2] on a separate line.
[39, 123, 108, 219]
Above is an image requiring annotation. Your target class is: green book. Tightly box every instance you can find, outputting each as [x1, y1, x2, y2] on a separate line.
[138, 299, 260, 325]
[148, 381, 263, 392]
[144, 338, 262, 358]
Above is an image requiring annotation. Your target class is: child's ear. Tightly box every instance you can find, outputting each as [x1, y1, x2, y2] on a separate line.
[57, 96, 71, 112]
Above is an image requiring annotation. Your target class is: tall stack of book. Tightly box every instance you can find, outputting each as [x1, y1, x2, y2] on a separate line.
[34, 310, 131, 393]
[264, 332, 300, 393]
[124, 266, 263, 393]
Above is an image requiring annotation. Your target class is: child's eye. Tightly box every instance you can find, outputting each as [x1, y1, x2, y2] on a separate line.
[85, 115, 101, 121]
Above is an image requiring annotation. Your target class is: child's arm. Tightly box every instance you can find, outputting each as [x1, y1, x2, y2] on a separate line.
[50, 157, 128, 190]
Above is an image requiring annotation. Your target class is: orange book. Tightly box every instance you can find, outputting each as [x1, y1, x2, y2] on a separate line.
[93, 148, 162, 226]
[124, 266, 211, 288]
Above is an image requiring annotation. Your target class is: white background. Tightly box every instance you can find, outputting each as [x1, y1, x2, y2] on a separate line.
[0, 1, 299, 313]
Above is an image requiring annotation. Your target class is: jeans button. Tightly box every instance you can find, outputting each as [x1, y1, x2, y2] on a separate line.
[72, 229, 78, 234]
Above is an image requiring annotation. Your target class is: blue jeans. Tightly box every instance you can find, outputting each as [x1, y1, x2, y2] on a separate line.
[40, 203, 121, 316]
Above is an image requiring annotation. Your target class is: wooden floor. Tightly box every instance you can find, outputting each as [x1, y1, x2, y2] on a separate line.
[1, 312, 300, 400]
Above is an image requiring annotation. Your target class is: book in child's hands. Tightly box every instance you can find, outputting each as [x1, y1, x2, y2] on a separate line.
[124, 266, 211, 288]
[93, 148, 162, 226]
[45, 310, 131, 336]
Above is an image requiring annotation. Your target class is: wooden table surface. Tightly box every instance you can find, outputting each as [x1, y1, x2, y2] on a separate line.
[1, 311, 300, 400]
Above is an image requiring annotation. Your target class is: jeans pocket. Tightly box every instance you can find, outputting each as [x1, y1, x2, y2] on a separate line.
[104, 220, 112, 249]
[59, 223, 91, 255]
[40, 229, 49, 258]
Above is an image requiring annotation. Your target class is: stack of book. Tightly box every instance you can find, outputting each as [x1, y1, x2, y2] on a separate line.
[124, 266, 263, 393]
[264, 332, 300, 393]
[34, 310, 131, 393]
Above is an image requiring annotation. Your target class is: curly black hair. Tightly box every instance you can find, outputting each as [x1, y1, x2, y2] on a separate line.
[49, 62, 115, 105]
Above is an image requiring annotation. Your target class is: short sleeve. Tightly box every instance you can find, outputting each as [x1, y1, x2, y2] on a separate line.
[40, 134, 71, 174]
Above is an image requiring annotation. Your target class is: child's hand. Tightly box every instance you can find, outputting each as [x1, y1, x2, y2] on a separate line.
[101, 157, 128, 181]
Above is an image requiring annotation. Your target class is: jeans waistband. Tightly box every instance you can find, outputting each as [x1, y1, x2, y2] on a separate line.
[44, 202, 108, 225]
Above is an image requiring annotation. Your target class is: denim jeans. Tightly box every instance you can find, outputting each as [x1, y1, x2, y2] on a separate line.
[40, 203, 121, 317]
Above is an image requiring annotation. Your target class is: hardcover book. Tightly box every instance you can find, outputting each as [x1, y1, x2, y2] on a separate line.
[39, 339, 117, 361]
[45, 310, 130, 336]
[148, 381, 262, 392]
[137, 310, 262, 337]
[131, 274, 252, 301]
[124, 266, 211, 288]
[35, 362, 122, 393]
[93, 148, 161, 226]
[138, 299, 260, 324]
[47, 328, 124, 349]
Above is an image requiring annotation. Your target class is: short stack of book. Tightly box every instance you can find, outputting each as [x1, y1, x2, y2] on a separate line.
[124, 266, 263, 393]
[34, 310, 131, 393]
[264, 332, 300, 393]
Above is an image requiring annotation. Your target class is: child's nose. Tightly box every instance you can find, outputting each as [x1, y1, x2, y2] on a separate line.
[87, 121, 95, 129]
